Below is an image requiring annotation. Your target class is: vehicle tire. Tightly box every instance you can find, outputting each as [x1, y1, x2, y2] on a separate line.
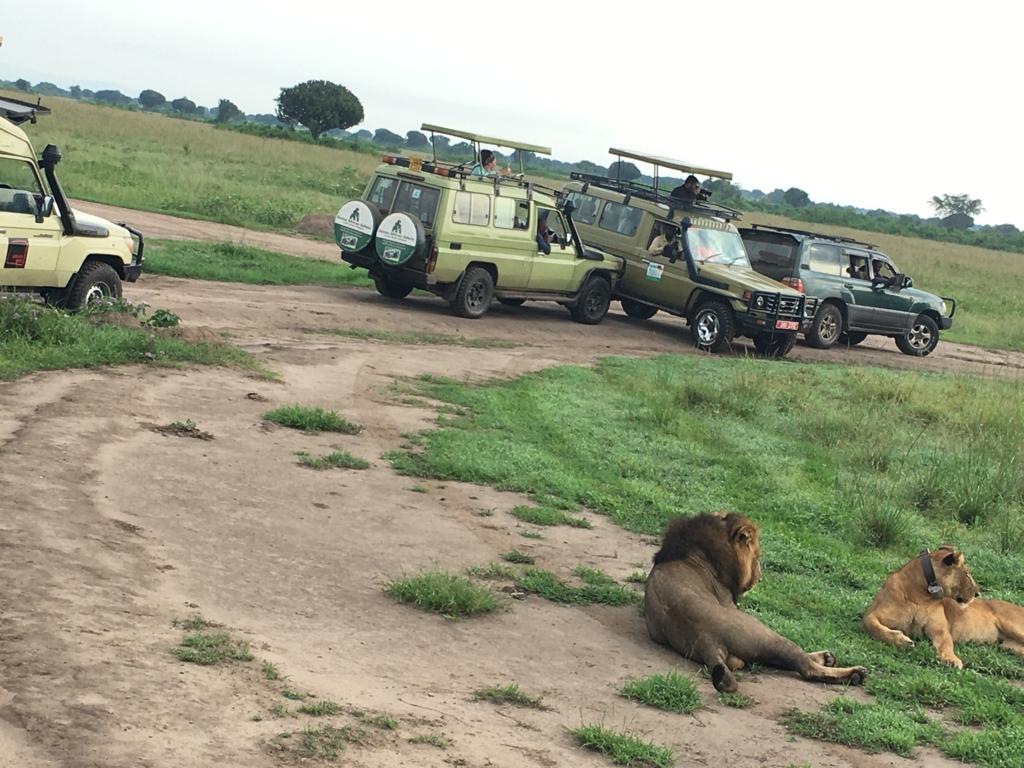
[805, 303, 843, 349]
[753, 333, 797, 359]
[690, 298, 735, 353]
[373, 274, 413, 299]
[67, 261, 122, 311]
[839, 331, 868, 346]
[451, 266, 494, 319]
[498, 298, 525, 307]
[620, 298, 658, 320]
[570, 276, 611, 325]
[895, 314, 940, 356]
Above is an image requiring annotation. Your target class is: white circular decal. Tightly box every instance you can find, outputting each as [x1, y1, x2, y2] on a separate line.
[375, 213, 420, 265]
[334, 200, 375, 251]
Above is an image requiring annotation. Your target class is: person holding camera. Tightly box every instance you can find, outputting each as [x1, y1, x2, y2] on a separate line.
[648, 223, 677, 257]
[670, 174, 703, 201]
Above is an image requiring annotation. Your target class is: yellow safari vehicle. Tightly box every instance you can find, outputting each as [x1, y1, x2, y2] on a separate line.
[563, 150, 816, 356]
[0, 94, 143, 308]
[334, 124, 622, 323]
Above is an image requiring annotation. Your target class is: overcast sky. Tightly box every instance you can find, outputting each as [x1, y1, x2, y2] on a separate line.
[3, 1, 1020, 226]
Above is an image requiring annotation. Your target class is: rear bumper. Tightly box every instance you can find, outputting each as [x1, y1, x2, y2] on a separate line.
[341, 249, 431, 289]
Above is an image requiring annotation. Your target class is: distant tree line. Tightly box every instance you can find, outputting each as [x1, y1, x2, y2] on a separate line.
[3, 76, 1021, 254]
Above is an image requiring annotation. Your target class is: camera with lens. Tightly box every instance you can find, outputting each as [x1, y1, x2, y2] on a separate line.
[697, 188, 712, 201]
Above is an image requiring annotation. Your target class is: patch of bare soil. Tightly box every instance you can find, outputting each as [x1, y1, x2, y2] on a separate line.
[2, 267, 986, 768]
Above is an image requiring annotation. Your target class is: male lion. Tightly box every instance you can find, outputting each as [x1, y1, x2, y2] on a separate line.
[863, 546, 1024, 668]
[644, 513, 867, 692]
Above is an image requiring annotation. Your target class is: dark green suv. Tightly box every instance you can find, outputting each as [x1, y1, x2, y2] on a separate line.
[740, 225, 956, 357]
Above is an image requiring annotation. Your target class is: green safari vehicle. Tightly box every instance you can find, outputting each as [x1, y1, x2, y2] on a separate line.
[563, 150, 816, 357]
[334, 124, 623, 323]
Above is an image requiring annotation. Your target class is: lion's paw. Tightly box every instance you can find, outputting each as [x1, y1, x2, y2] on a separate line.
[822, 651, 836, 667]
[941, 656, 964, 669]
[894, 634, 915, 648]
[848, 667, 868, 685]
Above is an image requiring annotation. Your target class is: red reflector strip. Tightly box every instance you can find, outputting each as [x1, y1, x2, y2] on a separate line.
[4, 238, 28, 269]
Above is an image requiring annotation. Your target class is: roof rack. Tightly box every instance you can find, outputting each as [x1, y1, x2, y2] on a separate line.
[747, 223, 876, 249]
[608, 148, 732, 180]
[569, 171, 743, 221]
[0, 94, 51, 125]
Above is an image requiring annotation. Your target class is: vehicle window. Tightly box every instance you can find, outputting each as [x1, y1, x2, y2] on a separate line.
[846, 251, 871, 280]
[494, 197, 530, 230]
[367, 176, 398, 211]
[566, 192, 601, 224]
[392, 182, 440, 228]
[807, 243, 842, 276]
[598, 202, 642, 236]
[453, 191, 491, 226]
[537, 207, 568, 242]
[0, 158, 43, 215]
[747, 239, 798, 271]
[686, 227, 750, 267]
[871, 255, 899, 281]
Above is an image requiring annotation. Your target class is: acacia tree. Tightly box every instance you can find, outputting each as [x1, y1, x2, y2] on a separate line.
[171, 97, 197, 114]
[929, 194, 984, 218]
[276, 80, 363, 141]
[139, 89, 166, 109]
[607, 161, 641, 181]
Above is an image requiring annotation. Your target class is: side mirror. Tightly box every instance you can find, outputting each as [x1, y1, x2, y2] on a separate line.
[665, 241, 679, 263]
[561, 199, 576, 216]
[34, 194, 55, 223]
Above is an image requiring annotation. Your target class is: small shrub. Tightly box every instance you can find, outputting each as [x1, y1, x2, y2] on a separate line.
[172, 632, 253, 664]
[620, 671, 702, 714]
[510, 505, 591, 528]
[263, 405, 362, 434]
[295, 450, 369, 470]
[570, 724, 674, 768]
[501, 550, 535, 565]
[409, 733, 449, 748]
[298, 700, 340, 717]
[387, 571, 497, 618]
[719, 692, 756, 709]
[466, 563, 517, 580]
[262, 661, 282, 680]
[473, 683, 544, 709]
[145, 308, 181, 328]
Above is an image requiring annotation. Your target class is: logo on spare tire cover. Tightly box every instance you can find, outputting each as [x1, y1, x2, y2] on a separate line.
[375, 213, 419, 266]
[334, 201, 375, 252]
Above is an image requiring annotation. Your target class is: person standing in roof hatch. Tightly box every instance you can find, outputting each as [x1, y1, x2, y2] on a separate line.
[471, 148, 510, 177]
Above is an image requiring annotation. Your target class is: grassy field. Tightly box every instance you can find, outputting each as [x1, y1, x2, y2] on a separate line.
[7, 91, 1023, 351]
[389, 356, 1024, 767]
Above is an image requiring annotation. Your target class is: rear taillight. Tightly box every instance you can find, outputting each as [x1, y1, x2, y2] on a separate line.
[4, 239, 28, 269]
[426, 244, 438, 274]
[782, 276, 805, 293]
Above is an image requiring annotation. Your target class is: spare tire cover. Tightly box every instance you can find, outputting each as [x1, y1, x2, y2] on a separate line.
[334, 200, 381, 252]
[375, 212, 426, 266]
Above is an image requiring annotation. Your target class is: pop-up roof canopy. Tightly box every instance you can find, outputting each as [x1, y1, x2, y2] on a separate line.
[421, 123, 551, 156]
[0, 95, 51, 125]
[609, 148, 732, 181]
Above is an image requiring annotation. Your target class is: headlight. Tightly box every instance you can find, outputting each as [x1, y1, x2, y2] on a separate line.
[941, 300, 948, 316]
[755, 296, 765, 308]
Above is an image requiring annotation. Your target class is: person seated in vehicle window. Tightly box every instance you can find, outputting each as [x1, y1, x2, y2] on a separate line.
[648, 223, 677, 257]
[670, 174, 702, 201]
[471, 149, 510, 178]
[872, 259, 897, 285]
[848, 258, 869, 280]
[536, 210, 552, 254]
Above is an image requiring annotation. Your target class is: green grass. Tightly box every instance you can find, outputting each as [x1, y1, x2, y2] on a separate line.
[619, 671, 702, 714]
[510, 505, 592, 528]
[144, 240, 372, 287]
[408, 733, 449, 748]
[270, 725, 365, 760]
[295, 450, 369, 470]
[172, 614, 217, 630]
[172, 631, 254, 665]
[501, 549, 536, 565]
[262, 405, 362, 434]
[386, 570, 498, 618]
[473, 683, 545, 709]
[262, 661, 282, 680]
[298, 700, 341, 717]
[385, 355, 1024, 767]
[625, 571, 648, 584]
[0, 294, 268, 381]
[718, 692, 756, 709]
[515, 567, 640, 606]
[466, 563, 517, 580]
[569, 724, 674, 768]
[323, 327, 518, 348]
[13, 92, 375, 232]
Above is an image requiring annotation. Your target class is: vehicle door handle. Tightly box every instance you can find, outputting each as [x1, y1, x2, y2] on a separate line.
[843, 283, 855, 289]
[34, 234, 55, 239]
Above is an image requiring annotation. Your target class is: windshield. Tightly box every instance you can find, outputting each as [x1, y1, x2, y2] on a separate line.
[687, 227, 750, 267]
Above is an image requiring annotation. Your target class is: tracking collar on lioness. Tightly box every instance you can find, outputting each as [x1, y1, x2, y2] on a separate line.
[919, 549, 944, 598]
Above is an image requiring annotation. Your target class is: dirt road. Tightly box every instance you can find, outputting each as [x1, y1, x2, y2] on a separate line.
[2, 207, 1014, 768]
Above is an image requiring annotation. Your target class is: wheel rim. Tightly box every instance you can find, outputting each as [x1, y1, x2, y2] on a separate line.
[466, 280, 487, 310]
[585, 287, 606, 316]
[819, 311, 839, 342]
[907, 322, 933, 350]
[696, 311, 720, 344]
[84, 282, 114, 305]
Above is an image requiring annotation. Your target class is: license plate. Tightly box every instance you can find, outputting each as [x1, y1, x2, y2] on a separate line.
[775, 320, 799, 331]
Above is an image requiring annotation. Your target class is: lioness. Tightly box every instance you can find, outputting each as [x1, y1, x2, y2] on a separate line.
[644, 513, 867, 692]
[863, 546, 1024, 668]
